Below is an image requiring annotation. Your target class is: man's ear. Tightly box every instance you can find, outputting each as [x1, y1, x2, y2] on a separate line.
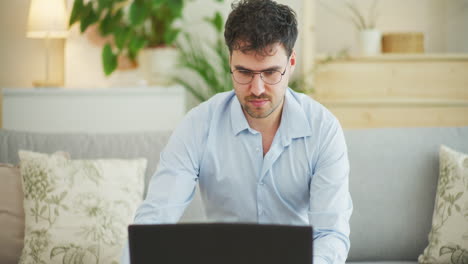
[289, 50, 296, 74]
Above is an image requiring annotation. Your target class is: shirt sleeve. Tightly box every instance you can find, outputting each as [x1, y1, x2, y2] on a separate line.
[308, 119, 353, 264]
[121, 107, 208, 264]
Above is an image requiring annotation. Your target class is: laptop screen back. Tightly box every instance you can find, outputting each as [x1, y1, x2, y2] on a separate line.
[128, 223, 313, 264]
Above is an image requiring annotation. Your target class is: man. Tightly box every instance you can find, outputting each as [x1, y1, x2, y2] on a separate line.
[122, 0, 352, 263]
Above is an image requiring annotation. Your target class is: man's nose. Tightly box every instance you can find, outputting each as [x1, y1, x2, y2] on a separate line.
[250, 73, 265, 96]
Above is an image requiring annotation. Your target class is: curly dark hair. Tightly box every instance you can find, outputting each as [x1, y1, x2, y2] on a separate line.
[224, 0, 298, 57]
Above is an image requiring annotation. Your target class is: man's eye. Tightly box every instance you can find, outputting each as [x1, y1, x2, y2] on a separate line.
[262, 71, 276, 77]
[238, 70, 252, 76]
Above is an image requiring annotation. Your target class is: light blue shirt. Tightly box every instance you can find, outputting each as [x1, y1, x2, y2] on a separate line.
[123, 88, 353, 264]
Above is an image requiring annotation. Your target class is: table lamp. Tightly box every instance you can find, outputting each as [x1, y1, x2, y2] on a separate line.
[27, 0, 68, 87]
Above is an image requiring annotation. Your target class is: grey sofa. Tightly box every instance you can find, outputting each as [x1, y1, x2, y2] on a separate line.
[1, 126, 468, 264]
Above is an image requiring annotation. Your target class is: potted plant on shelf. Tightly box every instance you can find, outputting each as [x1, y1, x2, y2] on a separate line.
[69, 0, 185, 85]
[319, 0, 381, 56]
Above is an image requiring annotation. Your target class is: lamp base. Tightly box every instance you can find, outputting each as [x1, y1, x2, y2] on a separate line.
[33, 80, 62, 87]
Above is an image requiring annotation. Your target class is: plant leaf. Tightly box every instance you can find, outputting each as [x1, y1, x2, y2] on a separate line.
[163, 28, 180, 45]
[167, 0, 184, 18]
[346, 2, 367, 30]
[74, 250, 86, 264]
[128, 35, 147, 60]
[99, 12, 115, 36]
[87, 245, 99, 258]
[440, 246, 455, 256]
[102, 44, 117, 76]
[211, 12, 224, 33]
[129, 1, 148, 26]
[69, 0, 84, 27]
[50, 246, 68, 259]
[63, 247, 76, 264]
[114, 27, 131, 50]
[98, 0, 112, 11]
[40, 205, 47, 215]
[80, 3, 99, 33]
[151, 0, 164, 8]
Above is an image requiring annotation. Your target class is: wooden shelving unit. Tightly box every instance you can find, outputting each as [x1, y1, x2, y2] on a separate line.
[311, 54, 468, 128]
[301, 0, 468, 128]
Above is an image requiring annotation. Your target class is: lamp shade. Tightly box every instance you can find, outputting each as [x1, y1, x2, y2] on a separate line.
[27, 0, 68, 38]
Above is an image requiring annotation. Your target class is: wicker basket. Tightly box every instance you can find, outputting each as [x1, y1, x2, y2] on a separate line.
[382, 33, 424, 53]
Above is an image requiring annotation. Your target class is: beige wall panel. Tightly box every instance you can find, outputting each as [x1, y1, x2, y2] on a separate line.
[315, 59, 468, 100]
[326, 106, 468, 129]
[388, 62, 468, 99]
[315, 63, 393, 98]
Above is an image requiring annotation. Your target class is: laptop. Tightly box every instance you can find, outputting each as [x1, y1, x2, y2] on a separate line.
[128, 223, 313, 264]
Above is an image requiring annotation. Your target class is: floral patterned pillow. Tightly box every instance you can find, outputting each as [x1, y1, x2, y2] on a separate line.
[419, 145, 468, 264]
[18, 150, 147, 264]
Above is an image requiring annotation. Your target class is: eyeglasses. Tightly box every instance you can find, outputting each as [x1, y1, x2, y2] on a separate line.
[230, 60, 288, 85]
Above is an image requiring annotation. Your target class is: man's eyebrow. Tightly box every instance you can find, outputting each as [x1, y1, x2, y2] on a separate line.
[233, 65, 283, 71]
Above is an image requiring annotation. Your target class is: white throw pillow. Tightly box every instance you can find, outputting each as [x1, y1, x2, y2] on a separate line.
[418, 145, 468, 264]
[18, 150, 147, 264]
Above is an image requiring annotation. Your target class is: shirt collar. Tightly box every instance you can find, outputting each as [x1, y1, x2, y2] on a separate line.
[278, 89, 313, 146]
[230, 88, 313, 140]
[230, 94, 252, 135]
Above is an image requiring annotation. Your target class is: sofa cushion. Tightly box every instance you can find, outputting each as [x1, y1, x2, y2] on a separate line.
[344, 126, 468, 261]
[0, 130, 170, 194]
[418, 145, 468, 264]
[0, 129, 207, 223]
[18, 150, 147, 264]
[0, 163, 24, 264]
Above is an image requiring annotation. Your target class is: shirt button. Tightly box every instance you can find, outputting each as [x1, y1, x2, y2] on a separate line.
[259, 182, 264, 186]
[256, 147, 261, 152]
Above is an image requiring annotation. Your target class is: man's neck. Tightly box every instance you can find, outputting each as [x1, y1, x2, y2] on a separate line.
[244, 104, 283, 135]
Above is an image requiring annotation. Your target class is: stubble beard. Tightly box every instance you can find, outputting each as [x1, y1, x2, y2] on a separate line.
[243, 95, 284, 119]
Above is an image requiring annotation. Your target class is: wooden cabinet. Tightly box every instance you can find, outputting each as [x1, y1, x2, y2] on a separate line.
[1, 86, 186, 133]
[311, 54, 468, 128]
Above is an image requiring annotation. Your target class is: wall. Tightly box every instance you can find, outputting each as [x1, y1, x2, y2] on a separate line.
[1, 0, 467, 99]
[2, 0, 468, 88]
[0, 0, 64, 88]
[315, 0, 468, 54]
[446, 0, 468, 53]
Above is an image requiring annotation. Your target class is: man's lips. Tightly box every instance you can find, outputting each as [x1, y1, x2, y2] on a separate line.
[248, 99, 269, 107]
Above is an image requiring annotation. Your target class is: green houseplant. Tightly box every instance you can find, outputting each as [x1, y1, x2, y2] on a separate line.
[69, 0, 185, 75]
[175, 11, 232, 102]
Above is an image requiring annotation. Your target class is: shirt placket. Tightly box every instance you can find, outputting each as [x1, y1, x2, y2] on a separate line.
[256, 134, 284, 223]
[252, 132, 265, 221]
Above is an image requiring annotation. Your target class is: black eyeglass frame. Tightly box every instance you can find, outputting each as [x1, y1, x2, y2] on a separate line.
[229, 59, 289, 85]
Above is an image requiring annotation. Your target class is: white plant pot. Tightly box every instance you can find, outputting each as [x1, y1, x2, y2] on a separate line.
[139, 47, 178, 86]
[360, 29, 382, 56]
